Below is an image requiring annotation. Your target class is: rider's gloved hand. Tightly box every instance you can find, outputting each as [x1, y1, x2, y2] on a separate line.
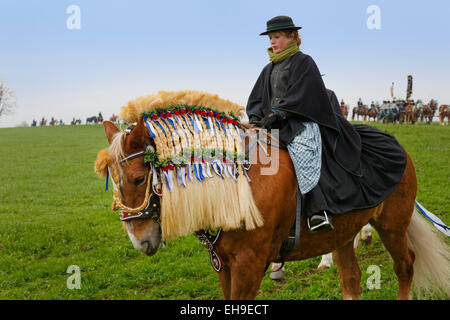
[249, 115, 262, 125]
[261, 110, 287, 129]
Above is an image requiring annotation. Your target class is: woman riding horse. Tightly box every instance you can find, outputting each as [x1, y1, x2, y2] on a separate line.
[247, 16, 403, 232]
[93, 16, 450, 300]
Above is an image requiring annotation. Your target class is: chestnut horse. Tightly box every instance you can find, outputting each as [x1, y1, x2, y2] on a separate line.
[100, 118, 449, 300]
[438, 105, 448, 125]
[352, 107, 359, 121]
[367, 108, 378, 122]
[358, 105, 368, 122]
[404, 103, 415, 124]
[340, 105, 348, 119]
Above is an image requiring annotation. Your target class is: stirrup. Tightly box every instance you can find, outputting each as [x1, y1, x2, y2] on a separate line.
[308, 211, 334, 232]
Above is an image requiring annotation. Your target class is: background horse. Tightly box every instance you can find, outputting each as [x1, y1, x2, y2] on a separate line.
[423, 100, 437, 124]
[86, 116, 98, 124]
[358, 105, 368, 122]
[405, 103, 415, 124]
[97, 118, 449, 300]
[49, 117, 58, 126]
[109, 114, 118, 123]
[86, 113, 103, 124]
[352, 107, 359, 121]
[367, 107, 378, 122]
[340, 105, 348, 119]
[71, 118, 82, 125]
[439, 105, 449, 125]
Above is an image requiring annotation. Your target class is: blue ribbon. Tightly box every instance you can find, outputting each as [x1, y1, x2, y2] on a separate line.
[202, 116, 210, 130]
[166, 117, 179, 135]
[199, 162, 205, 181]
[193, 163, 202, 182]
[180, 115, 193, 132]
[144, 116, 156, 138]
[219, 119, 227, 136]
[188, 114, 200, 133]
[105, 167, 109, 191]
[153, 119, 166, 135]
[415, 201, 450, 234]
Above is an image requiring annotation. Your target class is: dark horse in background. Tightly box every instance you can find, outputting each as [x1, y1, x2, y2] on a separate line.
[86, 112, 103, 124]
[98, 118, 449, 300]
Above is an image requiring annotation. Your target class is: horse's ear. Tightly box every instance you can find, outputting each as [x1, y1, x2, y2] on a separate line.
[103, 121, 120, 145]
[129, 116, 148, 147]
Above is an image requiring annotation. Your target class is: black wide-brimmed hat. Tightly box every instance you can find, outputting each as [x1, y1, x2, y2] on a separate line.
[260, 16, 302, 36]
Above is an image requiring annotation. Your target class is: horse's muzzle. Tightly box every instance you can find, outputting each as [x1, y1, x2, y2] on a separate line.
[141, 240, 159, 256]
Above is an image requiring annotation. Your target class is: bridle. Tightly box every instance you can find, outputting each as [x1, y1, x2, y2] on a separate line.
[110, 147, 162, 223]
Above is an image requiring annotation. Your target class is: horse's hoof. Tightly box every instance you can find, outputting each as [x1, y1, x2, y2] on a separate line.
[270, 263, 285, 280]
[317, 263, 331, 270]
[270, 268, 285, 280]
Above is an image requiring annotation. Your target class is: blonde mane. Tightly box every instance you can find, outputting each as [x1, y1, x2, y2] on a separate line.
[119, 90, 245, 122]
[96, 90, 263, 241]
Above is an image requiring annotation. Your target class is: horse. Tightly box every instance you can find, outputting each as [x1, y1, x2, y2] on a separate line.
[439, 105, 449, 125]
[49, 117, 58, 126]
[404, 103, 415, 125]
[109, 114, 118, 123]
[86, 116, 100, 124]
[367, 107, 378, 122]
[86, 116, 98, 124]
[358, 105, 368, 122]
[422, 100, 437, 124]
[352, 107, 359, 121]
[96, 115, 450, 300]
[71, 118, 81, 125]
[340, 105, 348, 119]
[87, 112, 104, 124]
[39, 118, 47, 126]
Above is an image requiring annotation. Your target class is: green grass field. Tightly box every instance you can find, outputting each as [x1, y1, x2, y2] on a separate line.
[0, 122, 448, 300]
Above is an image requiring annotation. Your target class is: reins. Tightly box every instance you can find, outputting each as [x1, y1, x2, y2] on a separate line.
[120, 151, 147, 163]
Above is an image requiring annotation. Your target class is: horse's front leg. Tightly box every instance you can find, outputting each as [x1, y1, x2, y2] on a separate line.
[229, 250, 267, 300]
[217, 266, 231, 300]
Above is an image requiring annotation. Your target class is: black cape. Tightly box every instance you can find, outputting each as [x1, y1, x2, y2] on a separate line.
[310, 89, 407, 215]
[246, 52, 407, 216]
[247, 52, 362, 176]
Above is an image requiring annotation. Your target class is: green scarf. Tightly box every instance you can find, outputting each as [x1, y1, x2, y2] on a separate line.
[267, 40, 299, 64]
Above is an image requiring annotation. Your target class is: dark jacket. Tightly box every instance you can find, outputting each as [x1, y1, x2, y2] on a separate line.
[246, 52, 406, 216]
[247, 51, 362, 176]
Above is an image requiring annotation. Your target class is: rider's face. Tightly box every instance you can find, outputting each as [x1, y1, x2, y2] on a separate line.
[268, 32, 295, 53]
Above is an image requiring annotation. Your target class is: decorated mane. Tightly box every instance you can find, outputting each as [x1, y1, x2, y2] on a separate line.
[95, 90, 264, 241]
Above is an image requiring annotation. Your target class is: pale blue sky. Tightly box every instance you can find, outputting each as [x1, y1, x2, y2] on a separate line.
[1, 0, 449, 127]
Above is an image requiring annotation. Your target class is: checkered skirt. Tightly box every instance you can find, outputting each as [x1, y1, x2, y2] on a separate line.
[286, 122, 322, 195]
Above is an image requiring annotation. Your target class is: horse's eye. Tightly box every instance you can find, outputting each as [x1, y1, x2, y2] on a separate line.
[134, 176, 146, 186]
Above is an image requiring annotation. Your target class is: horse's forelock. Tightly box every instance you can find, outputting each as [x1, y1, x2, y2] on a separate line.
[108, 131, 128, 164]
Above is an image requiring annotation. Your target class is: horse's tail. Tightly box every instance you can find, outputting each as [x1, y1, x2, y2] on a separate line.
[407, 206, 450, 298]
